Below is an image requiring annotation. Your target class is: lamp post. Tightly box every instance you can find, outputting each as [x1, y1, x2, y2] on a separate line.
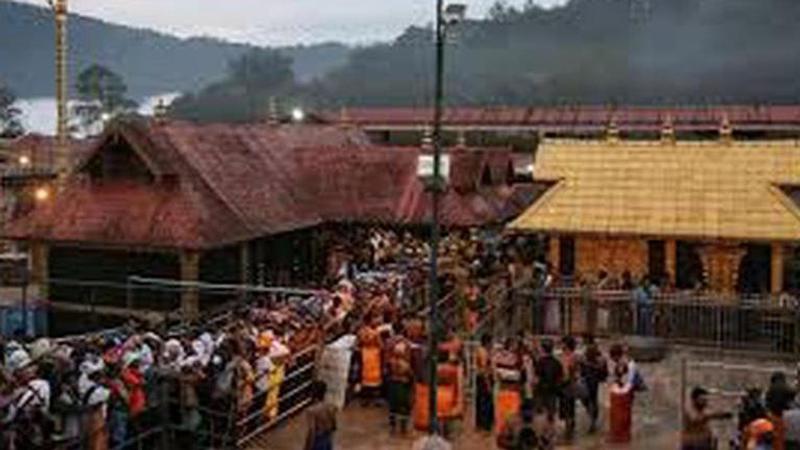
[426, 0, 465, 436]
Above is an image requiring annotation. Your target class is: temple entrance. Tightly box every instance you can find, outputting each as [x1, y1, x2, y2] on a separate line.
[559, 236, 576, 278]
[676, 241, 704, 289]
[737, 244, 771, 295]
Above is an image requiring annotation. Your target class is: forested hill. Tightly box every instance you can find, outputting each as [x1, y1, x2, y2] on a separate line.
[0, 0, 350, 98]
[171, 0, 800, 123]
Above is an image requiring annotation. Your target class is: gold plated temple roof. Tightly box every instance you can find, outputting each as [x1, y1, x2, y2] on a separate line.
[509, 139, 800, 241]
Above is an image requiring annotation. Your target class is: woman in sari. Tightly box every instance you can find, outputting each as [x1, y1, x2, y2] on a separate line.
[608, 363, 634, 443]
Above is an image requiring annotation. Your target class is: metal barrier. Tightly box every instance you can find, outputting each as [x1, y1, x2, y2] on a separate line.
[5, 270, 495, 450]
[524, 287, 800, 356]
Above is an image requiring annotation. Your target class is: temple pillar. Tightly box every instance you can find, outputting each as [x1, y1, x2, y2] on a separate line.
[699, 243, 746, 296]
[665, 239, 677, 286]
[771, 243, 785, 295]
[240, 243, 251, 286]
[548, 236, 560, 275]
[180, 250, 200, 320]
[29, 241, 49, 299]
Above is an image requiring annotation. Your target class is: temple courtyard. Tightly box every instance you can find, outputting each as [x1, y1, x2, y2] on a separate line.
[253, 346, 794, 449]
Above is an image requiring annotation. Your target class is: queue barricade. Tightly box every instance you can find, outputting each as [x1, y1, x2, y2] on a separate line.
[520, 287, 800, 356]
[234, 344, 318, 448]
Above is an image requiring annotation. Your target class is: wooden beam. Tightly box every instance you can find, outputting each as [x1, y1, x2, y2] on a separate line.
[179, 250, 200, 320]
[772, 243, 785, 295]
[29, 242, 49, 299]
[665, 239, 677, 287]
[240, 243, 251, 286]
[548, 236, 560, 275]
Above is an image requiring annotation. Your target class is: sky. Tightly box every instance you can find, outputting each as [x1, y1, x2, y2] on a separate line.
[15, 0, 568, 46]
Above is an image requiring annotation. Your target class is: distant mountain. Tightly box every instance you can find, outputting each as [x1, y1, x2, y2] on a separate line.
[0, 0, 350, 98]
[171, 0, 800, 123]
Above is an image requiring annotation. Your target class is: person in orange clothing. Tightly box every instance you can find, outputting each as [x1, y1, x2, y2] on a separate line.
[437, 329, 465, 437]
[357, 314, 384, 405]
[494, 337, 523, 434]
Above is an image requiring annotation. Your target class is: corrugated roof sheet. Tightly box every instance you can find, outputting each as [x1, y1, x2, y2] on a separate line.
[508, 139, 800, 241]
[326, 106, 800, 131]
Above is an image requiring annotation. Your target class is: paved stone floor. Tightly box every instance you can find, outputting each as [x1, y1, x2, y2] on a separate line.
[250, 347, 794, 449]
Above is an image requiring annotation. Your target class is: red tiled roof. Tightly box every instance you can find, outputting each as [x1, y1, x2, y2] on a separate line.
[5, 119, 531, 249]
[2, 134, 95, 168]
[326, 106, 800, 131]
[6, 181, 242, 249]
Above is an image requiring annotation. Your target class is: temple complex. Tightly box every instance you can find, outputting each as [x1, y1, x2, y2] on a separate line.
[2, 116, 536, 324]
[509, 121, 800, 295]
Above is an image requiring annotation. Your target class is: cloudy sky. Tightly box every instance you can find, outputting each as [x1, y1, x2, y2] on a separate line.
[15, 0, 568, 45]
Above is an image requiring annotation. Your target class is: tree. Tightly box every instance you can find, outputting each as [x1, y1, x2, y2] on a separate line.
[72, 64, 137, 135]
[0, 84, 23, 138]
[227, 49, 294, 90]
[226, 49, 295, 117]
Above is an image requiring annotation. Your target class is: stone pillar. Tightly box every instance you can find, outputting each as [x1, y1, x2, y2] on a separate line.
[548, 236, 560, 275]
[771, 243, 785, 295]
[665, 240, 677, 286]
[29, 242, 49, 299]
[180, 250, 200, 321]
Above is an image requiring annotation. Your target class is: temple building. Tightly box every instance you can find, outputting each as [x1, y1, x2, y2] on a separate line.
[2, 116, 536, 330]
[509, 121, 800, 296]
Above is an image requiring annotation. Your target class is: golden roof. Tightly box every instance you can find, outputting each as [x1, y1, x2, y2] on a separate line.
[509, 139, 800, 241]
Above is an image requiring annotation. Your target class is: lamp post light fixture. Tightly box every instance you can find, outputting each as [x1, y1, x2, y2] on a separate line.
[18, 155, 31, 167]
[291, 107, 305, 123]
[34, 186, 50, 202]
[423, 0, 466, 436]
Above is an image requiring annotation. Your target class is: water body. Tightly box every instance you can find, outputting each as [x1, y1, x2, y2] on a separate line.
[14, 93, 180, 136]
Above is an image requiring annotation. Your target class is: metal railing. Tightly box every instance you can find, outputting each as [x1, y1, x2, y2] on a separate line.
[523, 287, 800, 356]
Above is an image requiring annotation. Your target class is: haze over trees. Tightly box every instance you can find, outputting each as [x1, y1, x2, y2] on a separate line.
[1, 1, 350, 99]
[172, 0, 800, 122]
[6, 0, 800, 125]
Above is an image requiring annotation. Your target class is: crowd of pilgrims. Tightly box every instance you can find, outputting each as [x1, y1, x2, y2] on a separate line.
[0, 269, 417, 450]
[356, 317, 647, 450]
[0, 227, 536, 450]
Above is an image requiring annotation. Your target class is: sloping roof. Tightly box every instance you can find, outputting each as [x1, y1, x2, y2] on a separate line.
[6, 181, 241, 249]
[5, 119, 531, 249]
[508, 139, 800, 241]
[1, 134, 95, 167]
[327, 106, 800, 132]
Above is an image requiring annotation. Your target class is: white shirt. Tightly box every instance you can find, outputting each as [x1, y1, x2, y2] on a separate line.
[255, 355, 274, 393]
[78, 374, 111, 418]
[14, 379, 51, 413]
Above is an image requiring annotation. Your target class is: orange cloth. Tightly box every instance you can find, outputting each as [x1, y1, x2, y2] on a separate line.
[495, 387, 521, 433]
[413, 383, 430, 431]
[413, 379, 462, 430]
[769, 413, 786, 450]
[437, 383, 458, 419]
[361, 346, 382, 388]
[608, 387, 633, 443]
[85, 408, 108, 450]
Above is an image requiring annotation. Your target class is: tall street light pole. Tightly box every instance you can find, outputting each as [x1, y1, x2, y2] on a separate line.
[427, 0, 465, 436]
[426, 0, 444, 435]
